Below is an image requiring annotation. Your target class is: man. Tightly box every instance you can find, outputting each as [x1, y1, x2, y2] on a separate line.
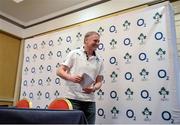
[57, 31, 104, 124]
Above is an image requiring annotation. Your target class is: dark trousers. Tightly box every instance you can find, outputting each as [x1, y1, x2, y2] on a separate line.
[68, 98, 96, 124]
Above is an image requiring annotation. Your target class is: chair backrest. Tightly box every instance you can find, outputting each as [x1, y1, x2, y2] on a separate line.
[48, 98, 73, 110]
[16, 98, 32, 108]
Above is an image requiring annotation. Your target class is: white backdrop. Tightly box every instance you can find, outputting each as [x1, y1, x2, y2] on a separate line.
[20, 2, 180, 124]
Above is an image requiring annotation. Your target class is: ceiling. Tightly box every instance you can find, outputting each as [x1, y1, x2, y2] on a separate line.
[0, 0, 109, 28]
[0, 0, 179, 29]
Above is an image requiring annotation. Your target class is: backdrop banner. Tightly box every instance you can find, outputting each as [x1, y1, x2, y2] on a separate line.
[20, 2, 180, 123]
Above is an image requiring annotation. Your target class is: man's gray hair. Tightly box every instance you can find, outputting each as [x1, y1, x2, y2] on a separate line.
[84, 31, 100, 43]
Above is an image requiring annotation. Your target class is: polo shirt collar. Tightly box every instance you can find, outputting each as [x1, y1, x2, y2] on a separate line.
[80, 46, 96, 56]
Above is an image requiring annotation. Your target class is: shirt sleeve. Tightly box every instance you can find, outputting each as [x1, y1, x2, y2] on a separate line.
[61, 51, 75, 68]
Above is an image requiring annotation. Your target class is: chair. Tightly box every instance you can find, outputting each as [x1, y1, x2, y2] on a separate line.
[48, 98, 73, 110]
[16, 98, 32, 108]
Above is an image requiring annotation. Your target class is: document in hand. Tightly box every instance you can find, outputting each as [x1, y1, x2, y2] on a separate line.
[80, 73, 95, 88]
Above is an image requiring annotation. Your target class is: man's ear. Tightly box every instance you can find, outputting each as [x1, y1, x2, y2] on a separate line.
[84, 37, 88, 44]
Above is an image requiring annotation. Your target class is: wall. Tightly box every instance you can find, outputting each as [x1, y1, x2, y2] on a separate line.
[0, 18, 23, 38]
[0, 32, 21, 106]
[0, 0, 155, 38]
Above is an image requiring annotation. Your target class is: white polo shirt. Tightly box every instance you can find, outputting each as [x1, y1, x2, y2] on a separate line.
[61, 47, 103, 102]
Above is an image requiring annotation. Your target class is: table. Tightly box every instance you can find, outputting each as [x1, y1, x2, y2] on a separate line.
[0, 107, 87, 124]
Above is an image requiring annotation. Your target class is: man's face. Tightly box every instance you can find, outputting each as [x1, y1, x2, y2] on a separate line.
[85, 34, 100, 51]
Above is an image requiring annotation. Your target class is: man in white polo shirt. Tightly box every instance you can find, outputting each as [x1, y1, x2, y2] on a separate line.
[57, 31, 104, 124]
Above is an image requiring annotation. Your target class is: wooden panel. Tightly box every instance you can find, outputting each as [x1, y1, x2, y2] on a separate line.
[0, 32, 21, 100]
[0, 101, 13, 107]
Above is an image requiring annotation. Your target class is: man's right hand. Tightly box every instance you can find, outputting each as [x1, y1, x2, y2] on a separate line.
[68, 75, 82, 83]
[57, 65, 83, 84]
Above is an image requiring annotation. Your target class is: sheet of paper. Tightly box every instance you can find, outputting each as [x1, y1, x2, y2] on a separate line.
[80, 73, 95, 88]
